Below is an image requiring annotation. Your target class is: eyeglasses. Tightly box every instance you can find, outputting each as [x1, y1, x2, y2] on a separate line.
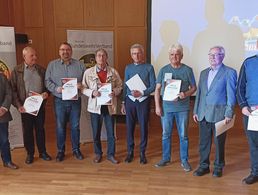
[208, 53, 223, 57]
[59, 48, 71, 52]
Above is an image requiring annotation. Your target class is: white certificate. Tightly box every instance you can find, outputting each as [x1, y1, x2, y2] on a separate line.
[23, 91, 43, 116]
[97, 83, 112, 106]
[125, 74, 146, 91]
[215, 115, 236, 136]
[61, 78, 78, 100]
[163, 79, 181, 101]
[247, 110, 258, 131]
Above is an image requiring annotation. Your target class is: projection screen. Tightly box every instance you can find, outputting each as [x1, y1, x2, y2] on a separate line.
[150, 0, 258, 83]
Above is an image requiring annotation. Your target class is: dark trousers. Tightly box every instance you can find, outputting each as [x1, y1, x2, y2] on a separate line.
[198, 118, 227, 169]
[243, 115, 258, 176]
[21, 106, 46, 156]
[90, 106, 115, 157]
[0, 122, 12, 164]
[125, 97, 150, 154]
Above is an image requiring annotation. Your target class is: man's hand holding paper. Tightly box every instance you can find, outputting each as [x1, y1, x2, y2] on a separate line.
[247, 109, 258, 131]
[163, 79, 182, 101]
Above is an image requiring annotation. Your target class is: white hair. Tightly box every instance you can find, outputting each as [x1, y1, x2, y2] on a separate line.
[209, 45, 225, 56]
[168, 43, 183, 55]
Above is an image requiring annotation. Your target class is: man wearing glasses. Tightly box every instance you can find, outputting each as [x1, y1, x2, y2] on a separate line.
[193, 46, 237, 177]
[45, 42, 86, 162]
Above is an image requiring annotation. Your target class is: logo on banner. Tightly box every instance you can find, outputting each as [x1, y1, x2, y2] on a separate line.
[0, 59, 10, 79]
[79, 53, 96, 69]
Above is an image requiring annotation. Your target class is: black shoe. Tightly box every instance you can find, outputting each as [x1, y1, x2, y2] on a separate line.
[242, 174, 258, 185]
[3, 162, 19, 170]
[93, 155, 102, 163]
[140, 153, 147, 164]
[107, 156, 119, 164]
[25, 154, 34, 164]
[213, 168, 223, 177]
[193, 167, 210, 176]
[39, 152, 52, 161]
[124, 152, 134, 163]
[56, 152, 65, 162]
[73, 150, 84, 160]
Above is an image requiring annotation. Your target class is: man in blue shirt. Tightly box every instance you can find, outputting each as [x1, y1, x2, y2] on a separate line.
[155, 43, 196, 172]
[45, 42, 86, 162]
[237, 54, 258, 184]
[121, 43, 156, 164]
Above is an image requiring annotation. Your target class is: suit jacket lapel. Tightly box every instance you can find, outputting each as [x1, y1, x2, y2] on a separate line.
[208, 64, 225, 92]
[203, 68, 209, 93]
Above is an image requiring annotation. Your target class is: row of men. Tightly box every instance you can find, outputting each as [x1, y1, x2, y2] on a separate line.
[0, 42, 257, 185]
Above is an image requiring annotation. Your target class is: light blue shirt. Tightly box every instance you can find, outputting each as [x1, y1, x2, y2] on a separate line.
[207, 64, 222, 89]
[45, 58, 86, 98]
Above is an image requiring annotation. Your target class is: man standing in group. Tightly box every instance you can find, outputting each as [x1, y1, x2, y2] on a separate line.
[45, 42, 86, 162]
[82, 48, 122, 164]
[155, 43, 196, 171]
[237, 54, 258, 184]
[0, 73, 19, 169]
[193, 46, 237, 177]
[121, 43, 156, 164]
[11, 46, 51, 164]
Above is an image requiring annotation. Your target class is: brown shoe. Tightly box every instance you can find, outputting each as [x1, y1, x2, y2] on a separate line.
[4, 162, 19, 170]
[93, 155, 102, 163]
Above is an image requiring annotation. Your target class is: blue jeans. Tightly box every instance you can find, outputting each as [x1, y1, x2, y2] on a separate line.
[161, 111, 189, 163]
[90, 106, 115, 157]
[54, 97, 81, 153]
[243, 115, 258, 176]
[0, 122, 12, 164]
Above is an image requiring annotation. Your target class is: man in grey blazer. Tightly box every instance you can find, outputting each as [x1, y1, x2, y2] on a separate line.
[193, 46, 237, 177]
[0, 73, 19, 169]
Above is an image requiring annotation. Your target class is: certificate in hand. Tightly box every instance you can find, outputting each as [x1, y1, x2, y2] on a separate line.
[97, 83, 112, 106]
[23, 91, 43, 116]
[61, 78, 78, 100]
[215, 115, 236, 136]
[125, 74, 146, 91]
[163, 79, 181, 101]
[247, 110, 258, 131]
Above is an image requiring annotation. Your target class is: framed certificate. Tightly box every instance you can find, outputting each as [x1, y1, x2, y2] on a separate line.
[61, 78, 78, 100]
[23, 91, 43, 116]
[97, 83, 112, 106]
[163, 79, 181, 101]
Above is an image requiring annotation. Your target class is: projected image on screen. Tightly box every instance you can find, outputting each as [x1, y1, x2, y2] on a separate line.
[151, 0, 258, 81]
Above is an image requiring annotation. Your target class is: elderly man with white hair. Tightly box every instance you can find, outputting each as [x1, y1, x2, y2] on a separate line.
[155, 43, 196, 171]
[193, 46, 237, 177]
[11, 46, 51, 164]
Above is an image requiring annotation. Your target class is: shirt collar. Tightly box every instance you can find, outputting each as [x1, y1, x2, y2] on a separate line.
[96, 65, 107, 72]
[133, 61, 144, 65]
[61, 59, 72, 65]
[24, 62, 36, 70]
[210, 63, 222, 71]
